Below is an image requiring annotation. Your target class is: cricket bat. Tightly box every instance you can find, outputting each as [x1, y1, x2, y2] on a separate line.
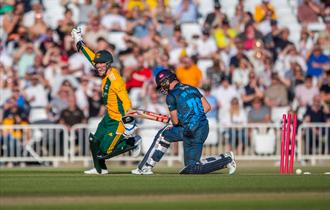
[126, 109, 170, 124]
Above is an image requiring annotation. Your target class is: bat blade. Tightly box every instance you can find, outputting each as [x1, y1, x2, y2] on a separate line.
[126, 109, 170, 123]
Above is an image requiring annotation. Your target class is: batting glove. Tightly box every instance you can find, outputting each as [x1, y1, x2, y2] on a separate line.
[122, 116, 138, 138]
[71, 27, 83, 50]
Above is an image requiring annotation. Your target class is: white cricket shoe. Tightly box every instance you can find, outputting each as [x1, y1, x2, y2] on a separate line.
[131, 136, 142, 158]
[131, 166, 154, 175]
[84, 168, 108, 175]
[226, 151, 237, 175]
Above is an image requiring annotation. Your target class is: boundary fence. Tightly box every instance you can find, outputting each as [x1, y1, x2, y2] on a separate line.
[1, 123, 329, 166]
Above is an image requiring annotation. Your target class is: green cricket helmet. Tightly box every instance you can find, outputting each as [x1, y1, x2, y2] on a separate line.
[93, 50, 114, 65]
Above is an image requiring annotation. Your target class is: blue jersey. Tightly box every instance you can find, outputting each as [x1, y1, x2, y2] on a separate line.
[166, 83, 207, 131]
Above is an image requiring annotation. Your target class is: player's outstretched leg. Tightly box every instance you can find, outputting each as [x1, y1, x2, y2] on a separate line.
[132, 126, 170, 175]
[84, 133, 109, 175]
[180, 151, 236, 175]
[96, 135, 142, 160]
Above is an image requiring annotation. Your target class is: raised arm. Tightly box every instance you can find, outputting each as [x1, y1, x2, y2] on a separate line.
[71, 27, 96, 66]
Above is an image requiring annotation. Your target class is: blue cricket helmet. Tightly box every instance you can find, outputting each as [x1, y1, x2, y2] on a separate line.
[155, 70, 177, 94]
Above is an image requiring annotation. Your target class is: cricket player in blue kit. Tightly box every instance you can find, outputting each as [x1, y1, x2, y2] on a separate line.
[131, 70, 237, 175]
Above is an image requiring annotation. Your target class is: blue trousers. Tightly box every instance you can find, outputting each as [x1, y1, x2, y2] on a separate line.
[162, 120, 209, 166]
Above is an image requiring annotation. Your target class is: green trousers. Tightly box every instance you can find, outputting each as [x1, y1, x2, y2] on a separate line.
[90, 115, 132, 172]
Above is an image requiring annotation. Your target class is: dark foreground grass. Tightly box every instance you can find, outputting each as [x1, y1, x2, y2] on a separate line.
[0, 166, 330, 210]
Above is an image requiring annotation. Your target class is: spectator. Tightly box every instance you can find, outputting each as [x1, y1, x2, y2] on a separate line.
[231, 3, 245, 32]
[176, 56, 202, 87]
[167, 24, 184, 51]
[2, 98, 29, 158]
[152, 0, 171, 22]
[229, 39, 250, 74]
[254, 0, 277, 23]
[204, 2, 225, 29]
[28, 11, 47, 39]
[0, 72, 17, 108]
[298, 29, 314, 59]
[213, 20, 237, 50]
[2, 1, 24, 39]
[317, 17, 330, 54]
[206, 56, 226, 87]
[195, 29, 217, 59]
[275, 45, 307, 76]
[22, 0, 44, 28]
[13, 40, 39, 78]
[138, 25, 162, 50]
[222, 97, 247, 155]
[295, 75, 320, 107]
[282, 63, 305, 102]
[24, 72, 49, 123]
[264, 73, 289, 108]
[10, 87, 29, 116]
[241, 71, 264, 109]
[101, 3, 127, 32]
[248, 97, 271, 123]
[247, 41, 271, 76]
[56, 8, 76, 41]
[212, 75, 239, 120]
[2, 98, 29, 126]
[126, 54, 152, 91]
[75, 75, 90, 117]
[51, 63, 79, 97]
[263, 20, 281, 60]
[238, 23, 263, 51]
[273, 28, 293, 54]
[319, 70, 330, 106]
[126, 54, 152, 107]
[88, 85, 104, 119]
[84, 15, 108, 50]
[48, 86, 70, 122]
[77, 0, 97, 25]
[129, 11, 152, 39]
[158, 12, 175, 42]
[174, 0, 198, 23]
[257, 10, 273, 36]
[306, 45, 330, 78]
[303, 95, 329, 154]
[232, 58, 253, 88]
[298, 0, 323, 24]
[59, 97, 86, 130]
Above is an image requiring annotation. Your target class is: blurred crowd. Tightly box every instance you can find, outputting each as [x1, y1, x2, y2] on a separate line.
[0, 0, 330, 131]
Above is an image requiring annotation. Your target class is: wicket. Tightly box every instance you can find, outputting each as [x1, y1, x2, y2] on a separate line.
[280, 113, 297, 175]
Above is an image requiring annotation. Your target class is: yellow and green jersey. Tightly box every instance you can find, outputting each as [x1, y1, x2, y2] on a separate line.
[79, 43, 132, 121]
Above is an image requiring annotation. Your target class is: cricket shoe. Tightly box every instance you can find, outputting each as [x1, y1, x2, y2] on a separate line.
[225, 151, 237, 175]
[131, 135, 142, 158]
[84, 168, 108, 175]
[131, 166, 153, 175]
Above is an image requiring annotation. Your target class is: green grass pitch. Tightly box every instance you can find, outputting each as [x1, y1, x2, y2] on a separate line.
[1, 166, 330, 210]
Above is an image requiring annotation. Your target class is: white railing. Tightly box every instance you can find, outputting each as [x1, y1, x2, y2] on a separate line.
[0, 124, 69, 163]
[203, 123, 283, 160]
[1, 123, 329, 166]
[297, 123, 330, 161]
[203, 122, 330, 162]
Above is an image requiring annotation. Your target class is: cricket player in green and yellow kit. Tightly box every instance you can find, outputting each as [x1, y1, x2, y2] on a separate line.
[71, 27, 141, 175]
